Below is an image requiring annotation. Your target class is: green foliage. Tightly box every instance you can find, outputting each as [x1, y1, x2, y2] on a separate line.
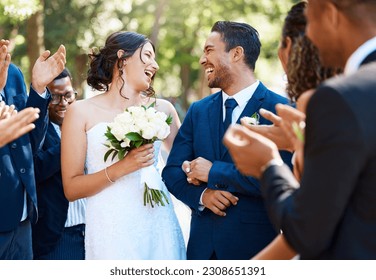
[0, 0, 41, 22]
[1, 0, 297, 111]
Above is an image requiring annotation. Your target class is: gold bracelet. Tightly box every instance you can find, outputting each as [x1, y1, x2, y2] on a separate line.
[104, 166, 115, 183]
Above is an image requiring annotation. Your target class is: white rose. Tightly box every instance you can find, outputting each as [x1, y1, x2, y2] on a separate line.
[142, 123, 157, 140]
[145, 107, 157, 120]
[114, 111, 133, 125]
[134, 118, 150, 133]
[156, 124, 170, 139]
[110, 122, 127, 141]
[127, 106, 146, 119]
[120, 138, 131, 148]
[154, 111, 168, 122]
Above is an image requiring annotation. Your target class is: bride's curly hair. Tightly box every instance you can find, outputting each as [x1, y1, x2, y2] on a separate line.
[281, 1, 342, 102]
[87, 31, 156, 99]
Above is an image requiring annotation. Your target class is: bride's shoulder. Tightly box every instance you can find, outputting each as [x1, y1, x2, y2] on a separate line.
[154, 98, 176, 114]
[66, 95, 102, 120]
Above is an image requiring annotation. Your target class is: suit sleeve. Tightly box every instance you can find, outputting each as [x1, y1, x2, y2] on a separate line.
[26, 87, 51, 154]
[34, 139, 61, 184]
[260, 87, 366, 258]
[162, 103, 206, 212]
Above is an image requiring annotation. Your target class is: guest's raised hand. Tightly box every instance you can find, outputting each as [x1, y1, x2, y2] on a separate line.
[275, 104, 306, 152]
[0, 40, 11, 91]
[202, 189, 238, 217]
[241, 108, 294, 152]
[31, 44, 66, 94]
[0, 102, 16, 120]
[0, 107, 40, 147]
[223, 124, 281, 178]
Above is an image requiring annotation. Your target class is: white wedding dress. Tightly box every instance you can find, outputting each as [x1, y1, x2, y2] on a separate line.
[84, 122, 186, 260]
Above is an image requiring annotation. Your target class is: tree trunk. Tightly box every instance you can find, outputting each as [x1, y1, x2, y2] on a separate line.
[150, 0, 168, 49]
[74, 53, 88, 100]
[26, 7, 45, 81]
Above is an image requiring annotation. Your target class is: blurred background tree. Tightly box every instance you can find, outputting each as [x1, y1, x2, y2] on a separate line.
[0, 0, 298, 120]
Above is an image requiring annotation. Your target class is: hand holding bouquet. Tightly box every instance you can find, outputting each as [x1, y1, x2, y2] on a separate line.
[103, 103, 172, 207]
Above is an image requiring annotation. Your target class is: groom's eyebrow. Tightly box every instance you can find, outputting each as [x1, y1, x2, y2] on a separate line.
[204, 45, 214, 52]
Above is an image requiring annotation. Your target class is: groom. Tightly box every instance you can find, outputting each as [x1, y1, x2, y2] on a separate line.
[162, 21, 292, 260]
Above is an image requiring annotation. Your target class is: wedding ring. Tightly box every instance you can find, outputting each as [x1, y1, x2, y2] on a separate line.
[185, 167, 191, 173]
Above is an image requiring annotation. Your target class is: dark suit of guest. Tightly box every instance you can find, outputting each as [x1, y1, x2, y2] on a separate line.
[32, 122, 69, 258]
[162, 82, 292, 259]
[0, 63, 49, 259]
[260, 52, 376, 259]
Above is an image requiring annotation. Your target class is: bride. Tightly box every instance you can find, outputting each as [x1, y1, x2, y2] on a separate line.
[61, 31, 186, 259]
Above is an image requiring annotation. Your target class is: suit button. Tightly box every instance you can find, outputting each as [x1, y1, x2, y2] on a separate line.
[20, 168, 26, 174]
[11, 143, 17, 149]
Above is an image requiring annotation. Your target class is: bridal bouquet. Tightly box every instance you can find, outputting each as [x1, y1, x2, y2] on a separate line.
[103, 104, 172, 207]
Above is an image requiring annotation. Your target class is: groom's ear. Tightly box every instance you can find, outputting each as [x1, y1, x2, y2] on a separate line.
[231, 46, 244, 63]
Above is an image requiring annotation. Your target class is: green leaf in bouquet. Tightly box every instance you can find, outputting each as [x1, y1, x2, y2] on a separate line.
[166, 115, 173, 125]
[104, 149, 114, 162]
[111, 141, 122, 150]
[134, 140, 144, 148]
[126, 132, 143, 141]
[111, 150, 118, 161]
[118, 149, 126, 160]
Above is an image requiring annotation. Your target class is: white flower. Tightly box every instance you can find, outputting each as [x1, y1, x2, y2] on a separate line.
[242, 112, 259, 125]
[142, 123, 157, 140]
[110, 122, 127, 141]
[127, 106, 146, 119]
[120, 138, 131, 148]
[156, 124, 170, 139]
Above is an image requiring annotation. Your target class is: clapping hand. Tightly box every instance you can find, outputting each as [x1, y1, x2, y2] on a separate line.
[241, 108, 294, 152]
[275, 104, 306, 181]
[275, 104, 305, 153]
[223, 124, 281, 178]
[0, 101, 40, 147]
[31, 44, 66, 94]
[0, 39, 11, 91]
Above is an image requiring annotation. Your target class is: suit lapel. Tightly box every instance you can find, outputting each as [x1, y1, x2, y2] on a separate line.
[220, 83, 266, 159]
[209, 92, 223, 160]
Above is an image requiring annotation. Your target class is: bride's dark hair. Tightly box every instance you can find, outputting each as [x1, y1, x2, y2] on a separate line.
[87, 31, 156, 99]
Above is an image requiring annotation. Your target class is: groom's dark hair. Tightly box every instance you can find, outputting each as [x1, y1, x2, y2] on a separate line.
[211, 21, 261, 71]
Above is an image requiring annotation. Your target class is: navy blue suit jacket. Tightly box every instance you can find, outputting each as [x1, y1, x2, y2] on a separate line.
[32, 122, 69, 258]
[261, 52, 376, 259]
[162, 82, 292, 259]
[0, 63, 49, 232]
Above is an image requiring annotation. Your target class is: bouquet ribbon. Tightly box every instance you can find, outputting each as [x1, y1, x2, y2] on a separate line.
[140, 165, 164, 191]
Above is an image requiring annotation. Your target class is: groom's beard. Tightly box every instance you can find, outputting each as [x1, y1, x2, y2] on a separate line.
[208, 63, 233, 90]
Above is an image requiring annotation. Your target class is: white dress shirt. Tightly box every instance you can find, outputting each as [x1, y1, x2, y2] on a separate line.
[52, 122, 86, 227]
[344, 36, 376, 75]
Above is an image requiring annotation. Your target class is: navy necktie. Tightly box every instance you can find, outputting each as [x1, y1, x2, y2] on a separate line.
[223, 98, 238, 132]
